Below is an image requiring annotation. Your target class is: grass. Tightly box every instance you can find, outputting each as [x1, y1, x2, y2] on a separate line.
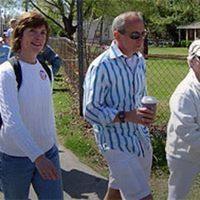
[151, 170, 168, 199]
[151, 170, 200, 200]
[146, 58, 189, 125]
[53, 73, 108, 176]
[149, 47, 188, 55]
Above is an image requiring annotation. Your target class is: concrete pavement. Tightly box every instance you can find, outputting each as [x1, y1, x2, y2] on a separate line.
[57, 145, 108, 199]
[0, 145, 108, 200]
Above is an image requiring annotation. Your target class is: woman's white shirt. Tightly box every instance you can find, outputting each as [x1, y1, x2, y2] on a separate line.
[0, 59, 56, 162]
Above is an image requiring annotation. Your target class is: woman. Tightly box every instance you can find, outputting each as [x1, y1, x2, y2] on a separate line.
[0, 11, 63, 199]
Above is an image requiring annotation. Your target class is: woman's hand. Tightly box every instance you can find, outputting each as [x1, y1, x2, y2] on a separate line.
[35, 155, 60, 180]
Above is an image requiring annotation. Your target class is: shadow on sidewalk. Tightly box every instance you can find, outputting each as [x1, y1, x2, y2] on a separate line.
[62, 169, 108, 199]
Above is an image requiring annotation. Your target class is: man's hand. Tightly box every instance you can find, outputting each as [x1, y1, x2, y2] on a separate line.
[126, 107, 156, 126]
[35, 155, 60, 180]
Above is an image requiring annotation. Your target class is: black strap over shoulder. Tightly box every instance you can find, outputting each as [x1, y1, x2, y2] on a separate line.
[39, 61, 52, 82]
[8, 57, 22, 90]
[0, 57, 22, 129]
[8, 57, 52, 89]
[0, 57, 52, 129]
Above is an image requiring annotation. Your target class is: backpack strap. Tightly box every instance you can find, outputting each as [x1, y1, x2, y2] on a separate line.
[8, 57, 22, 90]
[40, 61, 52, 82]
[8, 57, 52, 89]
[0, 57, 22, 129]
[0, 57, 52, 130]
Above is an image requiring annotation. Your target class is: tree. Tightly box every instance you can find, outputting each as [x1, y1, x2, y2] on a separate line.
[28, 0, 77, 40]
[0, 0, 23, 34]
[22, 0, 200, 42]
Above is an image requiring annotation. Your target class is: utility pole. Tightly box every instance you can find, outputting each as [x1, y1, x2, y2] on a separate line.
[25, 0, 29, 12]
[77, 0, 84, 116]
[0, 7, 3, 35]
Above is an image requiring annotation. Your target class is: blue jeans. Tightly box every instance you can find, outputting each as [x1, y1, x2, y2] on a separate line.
[0, 145, 63, 200]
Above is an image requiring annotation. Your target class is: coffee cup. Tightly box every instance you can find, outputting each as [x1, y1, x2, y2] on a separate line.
[141, 96, 158, 112]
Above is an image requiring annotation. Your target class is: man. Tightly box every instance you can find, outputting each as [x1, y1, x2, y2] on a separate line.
[0, 36, 11, 64]
[83, 11, 156, 200]
[37, 44, 62, 76]
[166, 39, 200, 200]
[6, 18, 17, 45]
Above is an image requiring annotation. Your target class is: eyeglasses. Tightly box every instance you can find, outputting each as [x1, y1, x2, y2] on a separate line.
[128, 31, 148, 40]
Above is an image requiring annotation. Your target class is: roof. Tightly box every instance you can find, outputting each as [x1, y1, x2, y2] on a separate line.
[177, 22, 200, 29]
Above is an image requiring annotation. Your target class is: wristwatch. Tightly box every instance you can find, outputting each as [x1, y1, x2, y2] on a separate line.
[118, 111, 126, 123]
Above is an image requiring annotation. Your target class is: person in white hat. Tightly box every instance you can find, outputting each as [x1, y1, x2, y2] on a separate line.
[166, 39, 200, 200]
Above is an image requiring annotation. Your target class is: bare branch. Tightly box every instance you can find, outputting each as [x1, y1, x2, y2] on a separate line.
[44, 0, 59, 8]
[29, 0, 64, 30]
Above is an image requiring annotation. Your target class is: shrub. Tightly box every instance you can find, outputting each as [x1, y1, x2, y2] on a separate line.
[178, 40, 192, 47]
[150, 126, 167, 169]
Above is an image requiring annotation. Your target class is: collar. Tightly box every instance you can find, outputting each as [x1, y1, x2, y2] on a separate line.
[109, 40, 139, 59]
[109, 41, 124, 59]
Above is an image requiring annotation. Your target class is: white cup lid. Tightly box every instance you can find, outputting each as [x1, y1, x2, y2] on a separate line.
[141, 96, 158, 104]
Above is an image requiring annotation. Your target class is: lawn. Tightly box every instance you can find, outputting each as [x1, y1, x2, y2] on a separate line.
[151, 170, 200, 200]
[146, 58, 188, 125]
[53, 72, 108, 176]
[149, 47, 188, 55]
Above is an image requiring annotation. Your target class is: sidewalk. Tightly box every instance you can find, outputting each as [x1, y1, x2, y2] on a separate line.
[0, 145, 108, 200]
[58, 145, 107, 199]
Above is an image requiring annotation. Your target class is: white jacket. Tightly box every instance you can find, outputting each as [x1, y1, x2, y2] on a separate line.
[166, 69, 200, 162]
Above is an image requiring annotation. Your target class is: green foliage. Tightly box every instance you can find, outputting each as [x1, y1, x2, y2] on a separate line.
[84, 0, 200, 42]
[150, 130, 167, 168]
[175, 40, 192, 47]
[180, 40, 187, 47]
[0, 0, 22, 24]
[84, 0, 132, 19]
[13, 0, 200, 43]
[28, 0, 77, 39]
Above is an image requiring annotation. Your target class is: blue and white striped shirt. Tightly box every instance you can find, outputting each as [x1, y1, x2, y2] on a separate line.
[83, 41, 150, 157]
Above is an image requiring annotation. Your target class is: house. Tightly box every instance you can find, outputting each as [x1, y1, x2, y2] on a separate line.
[177, 22, 200, 41]
[84, 17, 113, 44]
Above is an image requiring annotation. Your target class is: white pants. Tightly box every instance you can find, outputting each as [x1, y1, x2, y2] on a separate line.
[102, 147, 152, 200]
[167, 154, 200, 200]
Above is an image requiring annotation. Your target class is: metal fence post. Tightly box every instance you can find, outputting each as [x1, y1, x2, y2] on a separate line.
[25, 0, 29, 11]
[77, 0, 84, 116]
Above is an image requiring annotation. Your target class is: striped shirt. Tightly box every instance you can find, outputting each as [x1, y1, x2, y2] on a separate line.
[83, 41, 150, 157]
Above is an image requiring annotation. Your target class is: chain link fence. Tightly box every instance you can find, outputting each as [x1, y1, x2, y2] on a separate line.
[49, 37, 79, 87]
[146, 56, 188, 127]
[49, 37, 189, 131]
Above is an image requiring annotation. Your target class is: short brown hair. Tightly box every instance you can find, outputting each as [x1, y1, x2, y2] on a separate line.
[112, 11, 144, 34]
[11, 11, 49, 53]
